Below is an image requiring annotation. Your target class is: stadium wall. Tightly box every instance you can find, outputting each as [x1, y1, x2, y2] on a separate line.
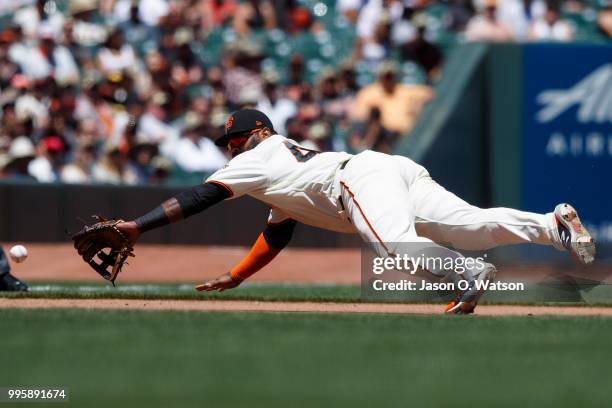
[0, 182, 360, 247]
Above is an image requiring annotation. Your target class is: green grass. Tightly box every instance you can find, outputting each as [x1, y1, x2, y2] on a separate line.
[1, 309, 610, 407]
[2, 281, 612, 306]
[0, 282, 362, 302]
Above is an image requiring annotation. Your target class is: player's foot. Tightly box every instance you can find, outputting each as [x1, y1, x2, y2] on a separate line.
[0, 272, 28, 292]
[445, 263, 497, 315]
[554, 203, 595, 265]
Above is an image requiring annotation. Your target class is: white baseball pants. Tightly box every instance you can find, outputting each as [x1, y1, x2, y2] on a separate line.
[338, 151, 561, 275]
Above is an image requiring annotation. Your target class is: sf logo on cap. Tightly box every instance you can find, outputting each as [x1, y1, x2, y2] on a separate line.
[226, 115, 234, 131]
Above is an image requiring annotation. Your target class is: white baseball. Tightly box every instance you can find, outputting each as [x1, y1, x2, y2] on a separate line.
[9, 245, 28, 263]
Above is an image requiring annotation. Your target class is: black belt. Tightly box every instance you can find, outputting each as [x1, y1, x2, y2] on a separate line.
[339, 158, 351, 170]
[337, 159, 351, 212]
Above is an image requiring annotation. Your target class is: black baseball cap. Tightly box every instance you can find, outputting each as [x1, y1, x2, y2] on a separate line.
[214, 109, 275, 147]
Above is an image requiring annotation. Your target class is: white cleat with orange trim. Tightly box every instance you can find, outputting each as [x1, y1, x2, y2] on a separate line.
[554, 203, 595, 265]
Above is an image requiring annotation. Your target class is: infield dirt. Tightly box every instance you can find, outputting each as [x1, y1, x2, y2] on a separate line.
[3, 243, 610, 317]
[2, 298, 612, 316]
[2, 243, 605, 283]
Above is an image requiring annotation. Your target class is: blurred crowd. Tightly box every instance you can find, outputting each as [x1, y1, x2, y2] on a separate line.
[0, 0, 609, 185]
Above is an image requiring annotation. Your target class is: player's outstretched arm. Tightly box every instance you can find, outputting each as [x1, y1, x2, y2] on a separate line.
[116, 182, 231, 243]
[196, 220, 297, 292]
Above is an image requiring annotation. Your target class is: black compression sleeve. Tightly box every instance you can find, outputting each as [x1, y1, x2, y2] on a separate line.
[134, 182, 230, 233]
[263, 220, 297, 249]
[134, 206, 169, 233]
[176, 182, 230, 218]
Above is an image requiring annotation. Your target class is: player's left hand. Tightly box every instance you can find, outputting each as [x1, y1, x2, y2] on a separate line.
[195, 272, 242, 292]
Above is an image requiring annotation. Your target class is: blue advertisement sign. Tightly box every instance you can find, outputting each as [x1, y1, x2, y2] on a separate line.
[522, 44, 612, 244]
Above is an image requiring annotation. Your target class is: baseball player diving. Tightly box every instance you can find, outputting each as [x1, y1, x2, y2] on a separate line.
[72, 109, 596, 314]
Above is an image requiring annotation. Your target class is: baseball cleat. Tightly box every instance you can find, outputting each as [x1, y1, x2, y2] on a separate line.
[554, 203, 595, 265]
[0, 272, 28, 292]
[445, 263, 497, 315]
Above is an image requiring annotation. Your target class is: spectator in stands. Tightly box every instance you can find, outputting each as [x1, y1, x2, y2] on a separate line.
[139, 50, 169, 99]
[137, 93, 179, 148]
[222, 42, 264, 108]
[13, 0, 64, 40]
[138, 0, 170, 27]
[0, 103, 19, 139]
[401, 14, 443, 81]
[348, 106, 396, 153]
[337, 0, 362, 24]
[464, 0, 515, 42]
[207, 107, 231, 151]
[14, 81, 49, 130]
[28, 135, 66, 183]
[257, 69, 297, 136]
[200, 0, 239, 33]
[113, 0, 169, 27]
[528, 3, 575, 41]
[356, 0, 404, 43]
[3, 136, 36, 181]
[390, 6, 416, 47]
[496, 0, 546, 40]
[315, 67, 351, 121]
[117, 0, 159, 49]
[129, 140, 158, 183]
[92, 143, 138, 185]
[359, 15, 394, 67]
[285, 96, 321, 143]
[285, 3, 314, 35]
[355, 0, 404, 67]
[61, 141, 95, 183]
[350, 61, 434, 136]
[148, 155, 171, 184]
[337, 61, 360, 98]
[72, 117, 100, 147]
[598, 1, 612, 38]
[237, 86, 261, 110]
[39, 29, 80, 85]
[286, 53, 306, 89]
[172, 111, 227, 173]
[97, 29, 138, 75]
[233, 0, 276, 37]
[0, 36, 21, 97]
[69, 0, 108, 47]
[301, 120, 333, 152]
[6, 25, 44, 81]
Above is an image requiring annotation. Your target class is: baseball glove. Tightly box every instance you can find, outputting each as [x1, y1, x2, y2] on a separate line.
[71, 216, 135, 285]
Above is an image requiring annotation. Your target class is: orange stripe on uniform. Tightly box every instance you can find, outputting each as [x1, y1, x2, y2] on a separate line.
[340, 181, 390, 254]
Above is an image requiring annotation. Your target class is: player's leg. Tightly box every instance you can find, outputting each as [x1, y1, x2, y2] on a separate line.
[408, 173, 595, 263]
[411, 176, 557, 249]
[339, 153, 495, 313]
[0, 247, 28, 292]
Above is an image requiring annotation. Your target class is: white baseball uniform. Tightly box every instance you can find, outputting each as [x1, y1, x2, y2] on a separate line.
[207, 134, 562, 275]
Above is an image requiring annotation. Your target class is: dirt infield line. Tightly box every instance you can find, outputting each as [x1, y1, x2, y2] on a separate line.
[1, 298, 612, 316]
